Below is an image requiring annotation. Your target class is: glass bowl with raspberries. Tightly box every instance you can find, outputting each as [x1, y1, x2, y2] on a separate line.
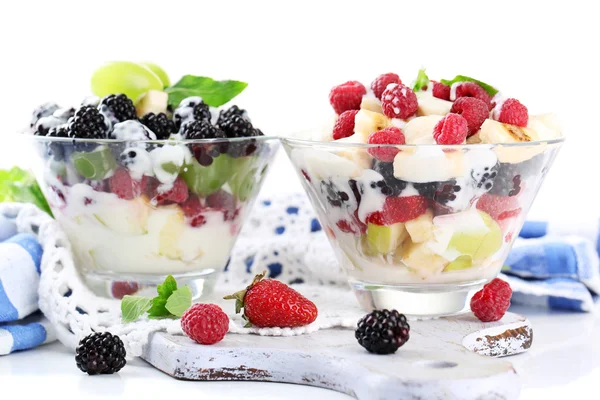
[24, 62, 279, 299]
[282, 70, 563, 317]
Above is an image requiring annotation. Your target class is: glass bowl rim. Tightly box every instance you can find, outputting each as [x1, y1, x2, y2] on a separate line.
[281, 136, 565, 149]
[24, 134, 281, 145]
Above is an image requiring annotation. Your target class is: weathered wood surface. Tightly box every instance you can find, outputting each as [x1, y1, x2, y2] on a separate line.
[142, 311, 531, 400]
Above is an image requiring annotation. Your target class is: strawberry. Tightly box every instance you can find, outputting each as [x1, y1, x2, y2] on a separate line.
[367, 195, 429, 225]
[476, 193, 521, 221]
[224, 271, 318, 328]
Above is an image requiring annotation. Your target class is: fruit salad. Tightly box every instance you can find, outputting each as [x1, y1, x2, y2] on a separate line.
[286, 70, 563, 287]
[25, 62, 277, 289]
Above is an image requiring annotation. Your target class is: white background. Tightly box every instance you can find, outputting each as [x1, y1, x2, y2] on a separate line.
[0, 0, 598, 398]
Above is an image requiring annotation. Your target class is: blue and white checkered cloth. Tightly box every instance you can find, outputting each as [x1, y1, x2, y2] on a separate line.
[502, 220, 600, 312]
[0, 214, 55, 355]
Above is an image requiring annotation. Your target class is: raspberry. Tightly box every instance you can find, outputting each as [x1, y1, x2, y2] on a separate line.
[496, 98, 528, 127]
[367, 127, 405, 162]
[332, 110, 359, 140]
[181, 304, 229, 345]
[431, 81, 451, 100]
[470, 278, 512, 322]
[453, 82, 492, 108]
[450, 97, 489, 136]
[181, 194, 204, 217]
[329, 81, 367, 115]
[380, 84, 418, 119]
[336, 220, 355, 233]
[433, 113, 469, 144]
[154, 177, 189, 205]
[206, 189, 235, 211]
[371, 73, 402, 100]
[109, 168, 148, 200]
[111, 282, 139, 299]
[367, 195, 429, 225]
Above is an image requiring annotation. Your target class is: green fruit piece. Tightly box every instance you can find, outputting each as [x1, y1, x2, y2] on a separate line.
[71, 146, 117, 180]
[161, 162, 181, 175]
[141, 62, 170, 88]
[367, 222, 406, 254]
[182, 154, 235, 196]
[448, 211, 502, 261]
[228, 157, 262, 201]
[91, 61, 163, 101]
[444, 255, 473, 272]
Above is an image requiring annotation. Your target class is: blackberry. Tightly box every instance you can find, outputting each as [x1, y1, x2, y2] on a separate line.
[67, 106, 108, 139]
[355, 309, 410, 354]
[30, 102, 59, 128]
[372, 161, 407, 196]
[75, 332, 126, 375]
[217, 105, 249, 125]
[46, 125, 68, 161]
[182, 120, 226, 140]
[173, 97, 206, 131]
[140, 112, 175, 140]
[193, 102, 212, 122]
[99, 94, 137, 122]
[321, 180, 351, 208]
[33, 115, 63, 136]
[471, 163, 499, 193]
[219, 114, 254, 138]
[111, 120, 155, 141]
[489, 163, 523, 197]
[414, 180, 462, 205]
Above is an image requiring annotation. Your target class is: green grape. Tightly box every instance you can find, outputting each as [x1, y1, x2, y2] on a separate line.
[141, 62, 170, 88]
[182, 154, 235, 196]
[71, 146, 117, 180]
[91, 61, 163, 101]
[228, 157, 264, 201]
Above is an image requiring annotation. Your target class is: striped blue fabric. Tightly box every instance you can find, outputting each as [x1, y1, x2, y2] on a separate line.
[0, 215, 55, 355]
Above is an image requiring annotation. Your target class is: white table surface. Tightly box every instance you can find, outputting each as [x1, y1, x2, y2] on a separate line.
[1, 305, 598, 400]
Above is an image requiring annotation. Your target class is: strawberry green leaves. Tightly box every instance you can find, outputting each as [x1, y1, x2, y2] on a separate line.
[120, 275, 192, 323]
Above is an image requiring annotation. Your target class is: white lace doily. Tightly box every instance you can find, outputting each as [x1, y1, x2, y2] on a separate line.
[0, 194, 363, 358]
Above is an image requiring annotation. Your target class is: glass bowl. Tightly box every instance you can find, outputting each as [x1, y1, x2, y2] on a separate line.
[27, 135, 280, 299]
[282, 137, 563, 317]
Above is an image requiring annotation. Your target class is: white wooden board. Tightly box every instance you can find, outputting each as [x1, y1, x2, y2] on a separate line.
[142, 311, 531, 399]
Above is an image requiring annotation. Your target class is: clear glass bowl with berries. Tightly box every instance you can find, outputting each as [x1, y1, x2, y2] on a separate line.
[282, 69, 564, 317]
[24, 62, 279, 299]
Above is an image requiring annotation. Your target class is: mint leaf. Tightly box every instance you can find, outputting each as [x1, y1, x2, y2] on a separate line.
[147, 275, 178, 318]
[0, 167, 52, 216]
[440, 75, 499, 96]
[165, 76, 248, 108]
[121, 295, 153, 323]
[412, 68, 430, 92]
[165, 286, 192, 317]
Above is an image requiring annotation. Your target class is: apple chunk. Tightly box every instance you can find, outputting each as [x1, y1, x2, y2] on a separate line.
[367, 222, 407, 254]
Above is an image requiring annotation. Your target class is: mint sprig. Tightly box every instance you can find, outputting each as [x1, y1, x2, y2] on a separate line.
[440, 75, 499, 96]
[0, 167, 52, 216]
[165, 75, 248, 108]
[120, 275, 193, 323]
[412, 68, 430, 92]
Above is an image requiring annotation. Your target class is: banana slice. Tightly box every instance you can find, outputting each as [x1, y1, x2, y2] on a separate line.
[527, 113, 562, 141]
[416, 92, 453, 116]
[393, 147, 465, 183]
[336, 136, 373, 169]
[361, 96, 383, 114]
[354, 109, 392, 141]
[403, 115, 443, 144]
[291, 148, 363, 179]
[466, 132, 482, 144]
[479, 119, 535, 144]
